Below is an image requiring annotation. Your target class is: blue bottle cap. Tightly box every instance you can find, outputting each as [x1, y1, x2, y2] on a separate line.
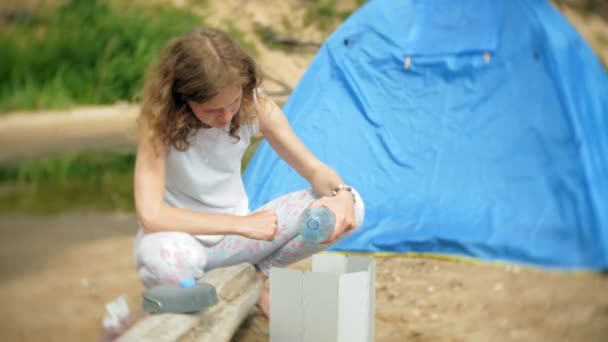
[179, 278, 197, 288]
[306, 218, 320, 231]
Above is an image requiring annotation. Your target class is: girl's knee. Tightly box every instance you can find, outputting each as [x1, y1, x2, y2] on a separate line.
[135, 232, 207, 287]
[352, 187, 366, 228]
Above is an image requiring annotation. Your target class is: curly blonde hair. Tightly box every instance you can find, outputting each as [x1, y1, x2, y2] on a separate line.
[138, 27, 261, 152]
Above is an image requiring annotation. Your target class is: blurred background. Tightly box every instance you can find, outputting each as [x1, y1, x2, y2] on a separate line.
[0, 0, 606, 341]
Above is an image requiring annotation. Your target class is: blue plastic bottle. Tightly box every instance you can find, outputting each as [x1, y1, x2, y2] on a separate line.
[297, 206, 336, 242]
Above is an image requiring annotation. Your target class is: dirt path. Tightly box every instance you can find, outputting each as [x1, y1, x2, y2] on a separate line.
[0, 104, 139, 164]
[1, 213, 607, 342]
[0, 213, 143, 341]
[239, 257, 608, 342]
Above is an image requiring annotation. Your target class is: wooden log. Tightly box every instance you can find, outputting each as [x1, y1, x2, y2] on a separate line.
[117, 263, 263, 342]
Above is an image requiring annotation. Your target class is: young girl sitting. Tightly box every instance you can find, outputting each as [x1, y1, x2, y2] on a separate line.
[133, 27, 364, 317]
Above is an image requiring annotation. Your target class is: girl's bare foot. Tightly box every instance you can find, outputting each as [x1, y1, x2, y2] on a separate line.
[257, 286, 270, 319]
[255, 268, 270, 319]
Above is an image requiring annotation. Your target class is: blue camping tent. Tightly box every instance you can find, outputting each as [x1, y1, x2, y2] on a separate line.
[243, 0, 608, 270]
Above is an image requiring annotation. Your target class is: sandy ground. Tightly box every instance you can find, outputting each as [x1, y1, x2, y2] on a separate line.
[0, 104, 139, 164]
[1, 213, 607, 341]
[0, 213, 144, 341]
[1, 0, 607, 341]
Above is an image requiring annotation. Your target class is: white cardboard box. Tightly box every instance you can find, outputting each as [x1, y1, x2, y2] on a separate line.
[270, 254, 376, 342]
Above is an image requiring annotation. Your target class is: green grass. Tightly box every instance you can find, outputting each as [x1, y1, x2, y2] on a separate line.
[0, 138, 263, 214]
[242, 136, 262, 172]
[0, 149, 136, 213]
[226, 21, 258, 56]
[304, 0, 362, 32]
[0, 0, 204, 112]
[254, 25, 297, 52]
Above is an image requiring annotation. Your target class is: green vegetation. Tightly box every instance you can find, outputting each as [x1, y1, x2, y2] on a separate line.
[226, 22, 258, 56]
[243, 136, 262, 172]
[188, 0, 210, 7]
[0, 149, 136, 213]
[304, 0, 364, 31]
[254, 25, 299, 52]
[0, 139, 262, 214]
[0, 0, 204, 112]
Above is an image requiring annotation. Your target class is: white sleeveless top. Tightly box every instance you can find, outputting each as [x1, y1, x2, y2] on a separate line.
[164, 121, 259, 245]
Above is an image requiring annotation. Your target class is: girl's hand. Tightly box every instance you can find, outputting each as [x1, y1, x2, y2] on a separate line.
[239, 210, 278, 241]
[309, 190, 356, 243]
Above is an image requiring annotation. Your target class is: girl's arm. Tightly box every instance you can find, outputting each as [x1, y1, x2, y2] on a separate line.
[257, 94, 357, 242]
[133, 121, 277, 240]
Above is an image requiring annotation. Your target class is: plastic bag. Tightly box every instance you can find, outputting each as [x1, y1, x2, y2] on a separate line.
[100, 295, 131, 341]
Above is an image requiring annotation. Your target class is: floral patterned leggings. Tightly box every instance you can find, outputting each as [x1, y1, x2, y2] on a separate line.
[134, 189, 364, 288]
